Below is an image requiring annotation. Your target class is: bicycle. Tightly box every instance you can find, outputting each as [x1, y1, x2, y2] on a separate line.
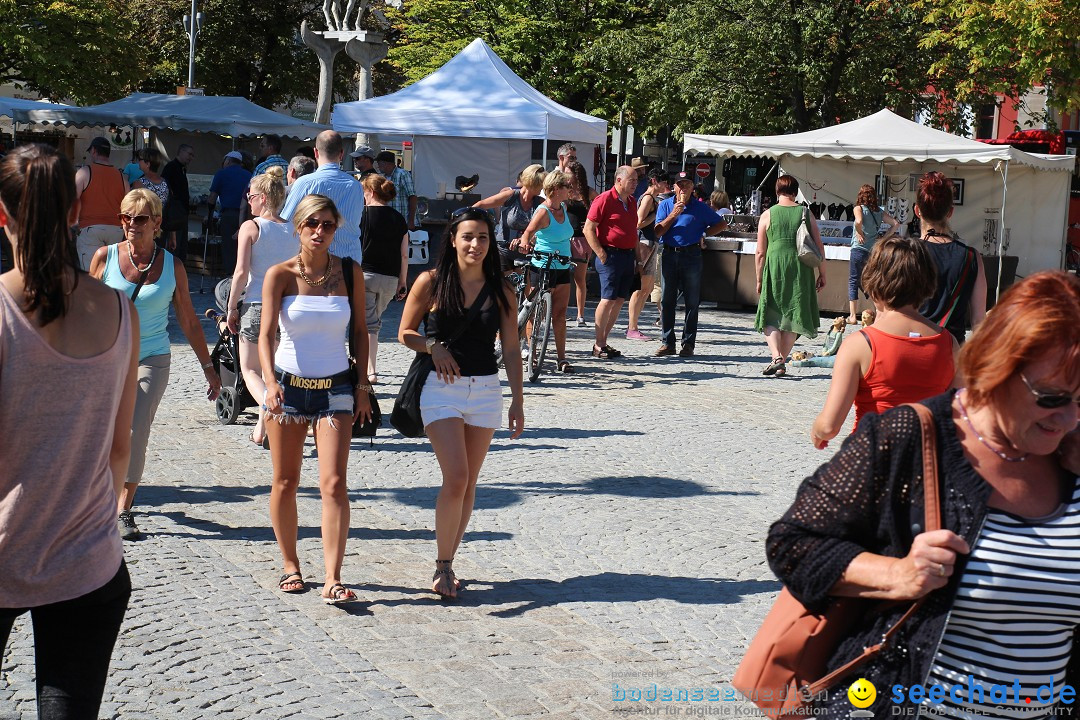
[495, 250, 575, 382]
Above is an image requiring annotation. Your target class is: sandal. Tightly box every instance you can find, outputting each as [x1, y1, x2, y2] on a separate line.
[432, 560, 458, 601]
[321, 583, 358, 605]
[278, 571, 304, 593]
[763, 357, 784, 376]
[774, 362, 787, 377]
[558, 360, 573, 373]
[604, 344, 623, 358]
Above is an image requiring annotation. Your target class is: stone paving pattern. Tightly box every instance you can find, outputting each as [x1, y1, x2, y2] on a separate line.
[1, 273, 854, 719]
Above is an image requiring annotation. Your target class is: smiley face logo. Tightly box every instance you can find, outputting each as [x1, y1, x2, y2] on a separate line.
[848, 678, 876, 708]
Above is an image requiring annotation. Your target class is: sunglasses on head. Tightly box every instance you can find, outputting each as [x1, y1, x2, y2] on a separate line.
[302, 218, 337, 232]
[1020, 373, 1080, 409]
[450, 206, 485, 220]
[118, 213, 151, 226]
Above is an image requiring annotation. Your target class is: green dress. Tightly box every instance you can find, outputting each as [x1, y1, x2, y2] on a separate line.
[754, 204, 820, 338]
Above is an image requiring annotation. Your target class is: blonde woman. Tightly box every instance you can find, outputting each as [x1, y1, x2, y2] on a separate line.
[473, 163, 545, 269]
[227, 165, 294, 446]
[90, 188, 221, 540]
[259, 194, 371, 603]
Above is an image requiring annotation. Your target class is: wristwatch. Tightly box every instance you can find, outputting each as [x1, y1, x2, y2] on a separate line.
[425, 337, 440, 354]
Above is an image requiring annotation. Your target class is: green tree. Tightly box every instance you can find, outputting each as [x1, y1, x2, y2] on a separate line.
[909, 0, 1080, 125]
[130, 0, 356, 109]
[647, 0, 943, 136]
[385, 0, 665, 120]
[0, 0, 144, 103]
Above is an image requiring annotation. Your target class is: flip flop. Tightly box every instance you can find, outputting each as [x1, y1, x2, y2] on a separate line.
[278, 571, 304, 593]
[321, 583, 358, 605]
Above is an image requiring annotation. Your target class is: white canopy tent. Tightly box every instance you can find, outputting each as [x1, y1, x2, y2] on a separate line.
[0, 97, 72, 122]
[331, 38, 608, 198]
[684, 109, 1075, 283]
[21, 92, 327, 139]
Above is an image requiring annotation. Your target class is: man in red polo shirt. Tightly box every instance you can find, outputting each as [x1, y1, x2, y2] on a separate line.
[584, 166, 638, 359]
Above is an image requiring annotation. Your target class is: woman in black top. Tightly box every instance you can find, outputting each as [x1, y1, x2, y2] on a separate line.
[360, 174, 409, 384]
[915, 171, 986, 344]
[398, 208, 524, 599]
[566, 161, 597, 326]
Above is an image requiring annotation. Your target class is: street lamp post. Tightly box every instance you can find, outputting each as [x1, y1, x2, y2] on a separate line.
[182, 0, 205, 89]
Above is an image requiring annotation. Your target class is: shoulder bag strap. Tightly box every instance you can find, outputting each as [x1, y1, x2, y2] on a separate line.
[806, 402, 940, 695]
[342, 257, 358, 363]
[129, 266, 152, 302]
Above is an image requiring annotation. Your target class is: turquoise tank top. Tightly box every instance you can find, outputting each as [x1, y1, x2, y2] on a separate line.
[102, 243, 176, 360]
[529, 203, 573, 270]
[851, 204, 883, 251]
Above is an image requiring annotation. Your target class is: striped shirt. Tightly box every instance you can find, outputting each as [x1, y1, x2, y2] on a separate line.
[382, 166, 415, 222]
[922, 480, 1080, 719]
[280, 163, 364, 263]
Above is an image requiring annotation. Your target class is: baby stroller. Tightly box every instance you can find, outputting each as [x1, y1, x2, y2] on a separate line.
[205, 278, 257, 424]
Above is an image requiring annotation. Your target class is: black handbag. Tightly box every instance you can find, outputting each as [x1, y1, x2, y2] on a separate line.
[341, 258, 381, 439]
[391, 284, 491, 438]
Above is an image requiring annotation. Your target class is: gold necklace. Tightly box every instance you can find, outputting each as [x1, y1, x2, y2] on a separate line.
[297, 253, 333, 287]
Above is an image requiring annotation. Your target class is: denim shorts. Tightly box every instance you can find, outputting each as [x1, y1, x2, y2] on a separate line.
[420, 372, 502, 429]
[239, 302, 262, 343]
[594, 248, 635, 300]
[268, 368, 354, 424]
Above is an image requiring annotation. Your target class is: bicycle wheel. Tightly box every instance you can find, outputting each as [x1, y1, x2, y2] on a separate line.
[527, 291, 552, 382]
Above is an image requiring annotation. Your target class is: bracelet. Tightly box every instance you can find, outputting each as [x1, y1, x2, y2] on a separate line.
[201, 360, 214, 369]
[355, 383, 374, 394]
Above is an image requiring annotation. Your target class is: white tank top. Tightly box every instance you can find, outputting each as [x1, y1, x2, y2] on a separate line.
[245, 217, 296, 303]
[275, 295, 350, 377]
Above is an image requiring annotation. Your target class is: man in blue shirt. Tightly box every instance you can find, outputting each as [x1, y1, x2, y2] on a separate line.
[208, 150, 253, 275]
[653, 172, 728, 357]
[280, 130, 364, 262]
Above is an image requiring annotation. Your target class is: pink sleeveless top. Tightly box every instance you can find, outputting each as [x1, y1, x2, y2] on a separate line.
[0, 283, 131, 607]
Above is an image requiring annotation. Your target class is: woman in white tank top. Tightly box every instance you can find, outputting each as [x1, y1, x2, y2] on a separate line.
[259, 193, 372, 605]
[227, 166, 294, 446]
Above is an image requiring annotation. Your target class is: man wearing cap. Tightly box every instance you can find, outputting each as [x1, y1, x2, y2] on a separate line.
[207, 151, 253, 275]
[73, 137, 128, 270]
[652, 172, 727, 357]
[376, 151, 417, 231]
[350, 145, 377, 179]
[254, 134, 289, 176]
[584, 165, 639, 360]
[280, 130, 364, 262]
[630, 157, 650, 199]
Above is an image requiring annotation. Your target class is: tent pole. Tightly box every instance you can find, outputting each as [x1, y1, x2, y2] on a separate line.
[542, 137, 548, 169]
[995, 160, 1009, 303]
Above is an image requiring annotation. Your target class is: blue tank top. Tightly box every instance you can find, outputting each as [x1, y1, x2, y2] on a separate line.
[529, 203, 573, 270]
[852, 204, 883, 251]
[102, 243, 175, 360]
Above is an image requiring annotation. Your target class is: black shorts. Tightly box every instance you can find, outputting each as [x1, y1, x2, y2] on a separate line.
[528, 267, 572, 288]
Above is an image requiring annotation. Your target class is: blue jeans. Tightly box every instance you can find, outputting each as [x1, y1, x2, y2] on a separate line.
[848, 247, 870, 301]
[661, 245, 703, 349]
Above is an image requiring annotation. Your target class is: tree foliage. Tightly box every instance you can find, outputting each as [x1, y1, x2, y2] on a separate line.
[130, 0, 356, 109]
[0, 0, 144, 103]
[907, 0, 1080, 123]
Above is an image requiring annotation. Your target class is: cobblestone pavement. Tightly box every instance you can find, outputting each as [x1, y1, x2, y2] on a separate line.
[2, 274, 854, 720]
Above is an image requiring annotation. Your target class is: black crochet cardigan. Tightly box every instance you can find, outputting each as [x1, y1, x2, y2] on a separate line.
[766, 390, 1080, 718]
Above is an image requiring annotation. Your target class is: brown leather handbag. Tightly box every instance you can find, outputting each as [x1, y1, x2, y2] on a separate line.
[733, 403, 941, 718]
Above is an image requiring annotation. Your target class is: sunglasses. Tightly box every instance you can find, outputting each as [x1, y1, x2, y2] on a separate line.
[1020, 373, 1080, 409]
[245, 192, 264, 200]
[302, 218, 337, 232]
[450, 206, 485, 219]
[118, 213, 152, 226]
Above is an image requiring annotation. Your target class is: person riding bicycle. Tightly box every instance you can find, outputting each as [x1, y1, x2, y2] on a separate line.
[520, 171, 575, 373]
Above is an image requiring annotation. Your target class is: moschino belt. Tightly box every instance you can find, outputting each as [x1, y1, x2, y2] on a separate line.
[276, 369, 352, 390]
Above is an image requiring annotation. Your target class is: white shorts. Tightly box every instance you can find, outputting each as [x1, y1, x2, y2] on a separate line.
[420, 372, 503, 429]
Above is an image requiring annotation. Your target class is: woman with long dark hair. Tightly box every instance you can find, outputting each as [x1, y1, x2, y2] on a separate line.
[915, 171, 987, 344]
[398, 208, 525, 599]
[0, 144, 138, 718]
[566, 160, 597, 326]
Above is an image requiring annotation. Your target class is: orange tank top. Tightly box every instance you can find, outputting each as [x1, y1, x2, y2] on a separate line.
[852, 325, 954, 431]
[79, 162, 126, 228]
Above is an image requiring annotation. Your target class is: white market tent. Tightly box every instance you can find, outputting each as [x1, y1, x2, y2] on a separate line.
[332, 38, 608, 198]
[22, 92, 327, 139]
[0, 97, 72, 122]
[684, 109, 1075, 281]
